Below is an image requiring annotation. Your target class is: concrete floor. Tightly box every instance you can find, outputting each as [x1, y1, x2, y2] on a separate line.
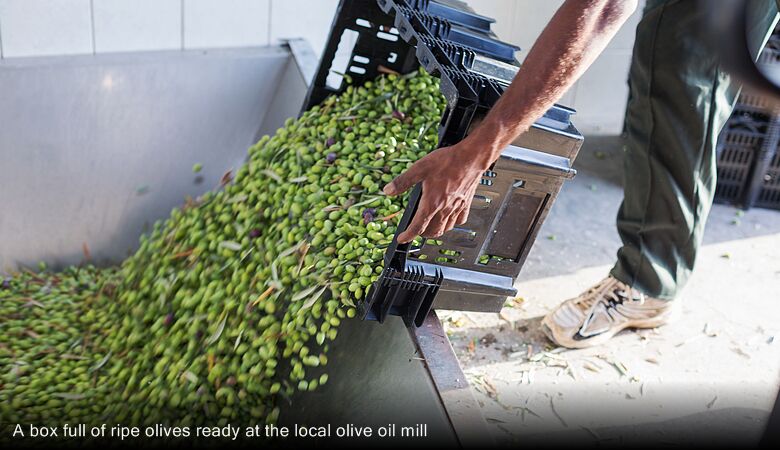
[440, 136, 780, 446]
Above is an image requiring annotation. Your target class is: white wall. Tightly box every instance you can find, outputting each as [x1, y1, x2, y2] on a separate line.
[0, 0, 644, 135]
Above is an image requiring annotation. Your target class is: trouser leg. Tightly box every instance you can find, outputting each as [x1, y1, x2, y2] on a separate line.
[610, 0, 777, 300]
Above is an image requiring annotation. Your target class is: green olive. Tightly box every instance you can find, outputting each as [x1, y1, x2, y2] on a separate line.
[0, 68, 446, 429]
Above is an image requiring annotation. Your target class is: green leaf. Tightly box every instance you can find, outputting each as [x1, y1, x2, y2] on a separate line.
[206, 314, 228, 346]
[261, 169, 283, 182]
[299, 286, 329, 311]
[219, 241, 242, 251]
[291, 284, 321, 302]
[88, 351, 112, 373]
[53, 392, 88, 400]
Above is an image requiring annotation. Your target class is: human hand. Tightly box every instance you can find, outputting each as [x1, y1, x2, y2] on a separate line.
[383, 144, 487, 244]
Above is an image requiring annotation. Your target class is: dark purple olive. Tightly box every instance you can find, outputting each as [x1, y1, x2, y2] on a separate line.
[0, 278, 9, 290]
[226, 376, 237, 386]
[164, 313, 175, 327]
[362, 208, 377, 224]
[326, 137, 336, 148]
[345, 126, 353, 132]
[248, 229, 262, 239]
[392, 110, 406, 120]
[326, 152, 337, 163]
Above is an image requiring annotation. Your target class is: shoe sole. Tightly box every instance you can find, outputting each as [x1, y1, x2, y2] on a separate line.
[541, 307, 680, 349]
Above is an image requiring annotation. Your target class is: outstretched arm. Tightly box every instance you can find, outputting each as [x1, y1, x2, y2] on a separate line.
[384, 0, 638, 243]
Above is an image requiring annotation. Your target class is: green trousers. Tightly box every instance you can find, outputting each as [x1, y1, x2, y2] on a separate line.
[610, 0, 778, 300]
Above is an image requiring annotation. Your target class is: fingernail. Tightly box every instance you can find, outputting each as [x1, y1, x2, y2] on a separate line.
[383, 183, 395, 195]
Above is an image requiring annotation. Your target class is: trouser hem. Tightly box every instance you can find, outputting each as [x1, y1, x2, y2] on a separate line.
[609, 263, 678, 302]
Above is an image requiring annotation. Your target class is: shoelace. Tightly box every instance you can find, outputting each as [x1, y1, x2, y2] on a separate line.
[573, 277, 622, 311]
[576, 278, 647, 337]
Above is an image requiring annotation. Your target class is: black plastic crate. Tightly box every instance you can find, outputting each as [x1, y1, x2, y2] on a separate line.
[715, 126, 761, 204]
[715, 21, 780, 211]
[304, 0, 583, 326]
[399, 0, 495, 33]
[417, 34, 520, 85]
[715, 111, 767, 204]
[737, 92, 776, 112]
[715, 97, 780, 210]
[302, 0, 420, 111]
[756, 149, 780, 208]
[388, 2, 520, 63]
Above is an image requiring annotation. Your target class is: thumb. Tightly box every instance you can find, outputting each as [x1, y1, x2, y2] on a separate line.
[383, 159, 428, 196]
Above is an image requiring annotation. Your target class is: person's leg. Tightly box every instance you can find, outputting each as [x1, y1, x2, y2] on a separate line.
[747, 0, 780, 62]
[543, 0, 778, 349]
[611, 0, 777, 300]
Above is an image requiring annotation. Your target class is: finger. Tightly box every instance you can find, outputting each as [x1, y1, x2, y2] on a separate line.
[421, 208, 453, 238]
[383, 158, 430, 196]
[397, 204, 435, 244]
[456, 207, 469, 225]
[457, 187, 476, 225]
[444, 209, 461, 233]
[442, 200, 466, 235]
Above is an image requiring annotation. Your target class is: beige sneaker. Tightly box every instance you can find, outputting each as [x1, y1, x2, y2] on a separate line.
[541, 276, 679, 349]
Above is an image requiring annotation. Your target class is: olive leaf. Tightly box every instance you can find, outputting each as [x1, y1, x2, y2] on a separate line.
[181, 371, 199, 384]
[89, 351, 112, 373]
[299, 286, 329, 311]
[206, 314, 228, 346]
[53, 392, 89, 400]
[218, 241, 242, 251]
[291, 284, 322, 302]
[261, 169, 283, 182]
[349, 196, 383, 209]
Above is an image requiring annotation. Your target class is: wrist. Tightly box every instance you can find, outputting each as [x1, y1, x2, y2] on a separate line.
[459, 120, 508, 170]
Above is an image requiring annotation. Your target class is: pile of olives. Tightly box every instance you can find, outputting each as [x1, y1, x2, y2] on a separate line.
[0, 69, 446, 431]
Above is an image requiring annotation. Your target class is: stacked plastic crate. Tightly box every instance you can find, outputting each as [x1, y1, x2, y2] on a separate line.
[304, 0, 584, 326]
[715, 29, 780, 210]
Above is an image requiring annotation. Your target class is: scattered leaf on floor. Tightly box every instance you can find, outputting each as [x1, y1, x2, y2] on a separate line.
[583, 361, 602, 373]
[549, 397, 568, 427]
[675, 334, 705, 347]
[703, 323, 719, 338]
[598, 355, 630, 377]
[731, 346, 751, 359]
[581, 426, 601, 440]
